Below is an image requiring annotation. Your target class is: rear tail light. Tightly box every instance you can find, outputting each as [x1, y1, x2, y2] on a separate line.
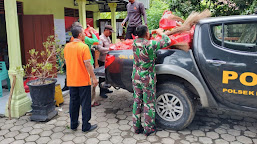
[105, 54, 115, 68]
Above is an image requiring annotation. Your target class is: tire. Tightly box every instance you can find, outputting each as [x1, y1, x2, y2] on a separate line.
[155, 82, 196, 130]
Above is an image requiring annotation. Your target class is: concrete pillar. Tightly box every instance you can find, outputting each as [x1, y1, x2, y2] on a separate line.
[78, 0, 87, 29]
[93, 11, 100, 33]
[4, 0, 32, 118]
[108, 3, 117, 44]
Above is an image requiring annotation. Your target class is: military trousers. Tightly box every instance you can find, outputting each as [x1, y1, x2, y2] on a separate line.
[132, 79, 156, 134]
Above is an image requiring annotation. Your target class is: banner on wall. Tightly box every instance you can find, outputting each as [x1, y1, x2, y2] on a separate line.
[65, 16, 94, 31]
[64, 17, 94, 43]
[65, 16, 79, 31]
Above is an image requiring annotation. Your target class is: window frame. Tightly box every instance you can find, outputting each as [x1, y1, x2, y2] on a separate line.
[209, 21, 257, 53]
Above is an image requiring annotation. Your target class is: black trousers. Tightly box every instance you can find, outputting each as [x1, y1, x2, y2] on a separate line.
[98, 60, 107, 94]
[69, 86, 91, 131]
[126, 26, 137, 39]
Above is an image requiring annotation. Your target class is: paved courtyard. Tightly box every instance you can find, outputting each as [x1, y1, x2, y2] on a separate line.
[0, 88, 257, 144]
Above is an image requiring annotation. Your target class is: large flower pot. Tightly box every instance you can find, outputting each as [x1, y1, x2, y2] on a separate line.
[27, 78, 58, 122]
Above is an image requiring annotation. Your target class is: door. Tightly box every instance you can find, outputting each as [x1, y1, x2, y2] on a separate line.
[197, 21, 257, 109]
[21, 15, 56, 74]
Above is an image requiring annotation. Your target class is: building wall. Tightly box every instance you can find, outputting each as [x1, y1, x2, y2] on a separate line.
[16, 0, 99, 44]
[17, 0, 99, 19]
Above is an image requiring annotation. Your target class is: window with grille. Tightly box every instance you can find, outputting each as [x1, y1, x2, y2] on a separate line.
[0, 0, 23, 14]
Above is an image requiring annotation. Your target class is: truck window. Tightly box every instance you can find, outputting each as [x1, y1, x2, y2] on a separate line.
[212, 24, 222, 44]
[211, 22, 257, 52]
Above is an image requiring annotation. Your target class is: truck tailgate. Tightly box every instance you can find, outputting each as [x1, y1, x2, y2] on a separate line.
[105, 50, 134, 92]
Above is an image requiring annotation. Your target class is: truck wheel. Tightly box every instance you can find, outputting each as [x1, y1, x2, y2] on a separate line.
[155, 82, 196, 130]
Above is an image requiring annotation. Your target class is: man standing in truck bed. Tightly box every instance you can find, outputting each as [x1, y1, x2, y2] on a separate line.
[132, 25, 171, 136]
[121, 0, 147, 39]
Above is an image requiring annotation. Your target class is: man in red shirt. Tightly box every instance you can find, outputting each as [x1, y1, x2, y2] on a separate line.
[64, 26, 98, 132]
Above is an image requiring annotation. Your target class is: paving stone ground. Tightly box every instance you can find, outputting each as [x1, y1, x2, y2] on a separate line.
[0, 88, 257, 144]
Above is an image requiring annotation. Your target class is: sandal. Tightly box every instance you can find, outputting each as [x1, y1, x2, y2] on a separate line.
[91, 102, 101, 107]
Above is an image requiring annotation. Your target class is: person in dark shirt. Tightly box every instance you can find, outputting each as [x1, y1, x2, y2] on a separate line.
[121, 0, 147, 39]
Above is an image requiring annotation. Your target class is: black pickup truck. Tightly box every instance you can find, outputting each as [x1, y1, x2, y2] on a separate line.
[96, 15, 257, 130]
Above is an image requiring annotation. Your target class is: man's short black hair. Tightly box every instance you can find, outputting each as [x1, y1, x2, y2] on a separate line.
[71, 26, 83, 38]
[136, 25, 148, 38]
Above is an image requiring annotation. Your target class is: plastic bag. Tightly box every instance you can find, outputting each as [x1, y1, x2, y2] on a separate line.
[109, 44, 117, 51]
[172, 33, 191, 45]
[84, 27, 100, 45]
[109, 39, 133, 51]
[159, 10, 177, 30]
[190, 25, 195, 39]
[84, 25, 100, 41]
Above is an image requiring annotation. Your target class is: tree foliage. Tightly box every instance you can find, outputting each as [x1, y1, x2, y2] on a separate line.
[145, 0, 256, 29]
[170, 0, 256, 18]
[100, 12, 111, 19]
[100, 11, 127, 19]
[99, 0, 256, 31]
[146, 0, 170, 30]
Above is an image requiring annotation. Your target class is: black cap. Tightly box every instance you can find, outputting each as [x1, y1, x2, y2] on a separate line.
[105, 25, 115, 33]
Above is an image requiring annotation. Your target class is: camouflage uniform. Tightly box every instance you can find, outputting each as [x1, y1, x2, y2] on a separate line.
[132, 34, 171, 135]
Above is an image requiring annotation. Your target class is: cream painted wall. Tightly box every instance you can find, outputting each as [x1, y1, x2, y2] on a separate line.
[17, 0, 99, 19]
[16, 0, 99, 44]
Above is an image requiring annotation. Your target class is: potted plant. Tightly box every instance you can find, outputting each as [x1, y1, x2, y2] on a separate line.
[23, 35, 63, 122]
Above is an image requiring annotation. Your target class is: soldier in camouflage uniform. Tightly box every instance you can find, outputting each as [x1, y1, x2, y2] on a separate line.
[132, 25, 171, 136]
